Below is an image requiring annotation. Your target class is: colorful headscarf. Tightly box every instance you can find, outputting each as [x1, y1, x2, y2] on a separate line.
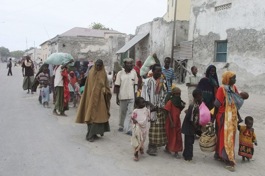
[222, 71, 235, 85]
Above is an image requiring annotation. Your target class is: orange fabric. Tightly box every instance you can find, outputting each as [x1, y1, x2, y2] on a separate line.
[164, 100, 183, 152]
[215, 85, 238, 164]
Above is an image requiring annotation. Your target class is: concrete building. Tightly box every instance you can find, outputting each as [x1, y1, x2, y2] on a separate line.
[24, 48, 42, 63]
[188, 0, 265, 94]
[39, 41, 51, 61]
[163, 0, 191, 21]
[116, 0, 190, 82]
[40, 27, 127, 70]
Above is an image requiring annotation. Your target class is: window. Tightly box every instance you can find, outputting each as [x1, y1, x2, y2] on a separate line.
[215, 40, 227, 62]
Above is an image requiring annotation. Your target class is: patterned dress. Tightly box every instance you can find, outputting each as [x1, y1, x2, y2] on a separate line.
[238, 125, 257, 159]
[146, 77, 167, 147]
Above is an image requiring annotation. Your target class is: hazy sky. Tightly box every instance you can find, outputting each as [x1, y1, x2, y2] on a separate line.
[0, 0, 167, 51]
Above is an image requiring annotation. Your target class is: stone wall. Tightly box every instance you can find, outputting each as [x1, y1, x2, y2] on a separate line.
[51, 34, 126, 70]
[135, 18, 189, 64]
[188, 0, 265, 94]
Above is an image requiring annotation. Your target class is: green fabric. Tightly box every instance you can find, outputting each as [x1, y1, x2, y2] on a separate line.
[22, 76, 34, 90]
[54, 87, 64, 113]
[86, 122, 110, 139]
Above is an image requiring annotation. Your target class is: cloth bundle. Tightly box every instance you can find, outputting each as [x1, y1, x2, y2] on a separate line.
[45, 53, 74, 66]
[140, 55, 156, 76]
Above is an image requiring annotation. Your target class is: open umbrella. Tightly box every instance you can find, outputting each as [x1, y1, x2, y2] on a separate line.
[45, 53, 74, 66]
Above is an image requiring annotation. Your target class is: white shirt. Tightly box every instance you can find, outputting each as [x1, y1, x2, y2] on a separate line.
[186, 74, 201, 95]
[115, 69, 138, 100]
[54, 66, 63, 87]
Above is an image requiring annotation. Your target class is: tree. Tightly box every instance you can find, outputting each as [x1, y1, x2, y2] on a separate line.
[0, 46, 10, 62]
[89, 22, 110, 30]
[10, 50, 24, 59]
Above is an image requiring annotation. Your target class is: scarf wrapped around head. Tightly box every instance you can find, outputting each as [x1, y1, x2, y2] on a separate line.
[206, 65, 219, 87]
[222, 71, 243, 110]
[222, 71, 235, 85]
[165, 87, 185, 109]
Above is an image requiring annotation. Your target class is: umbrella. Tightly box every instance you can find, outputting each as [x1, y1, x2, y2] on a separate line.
[45, 53, 74, 66]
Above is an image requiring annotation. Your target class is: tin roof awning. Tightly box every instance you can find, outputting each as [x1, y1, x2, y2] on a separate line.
[116, 32, 149, 54]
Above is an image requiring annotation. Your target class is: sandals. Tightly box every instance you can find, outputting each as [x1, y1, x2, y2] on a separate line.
[225, 166, 235, 172]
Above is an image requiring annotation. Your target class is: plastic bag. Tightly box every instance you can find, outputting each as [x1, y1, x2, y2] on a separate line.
[199, 102, 211, 126]
[45, 53, 74, 66]
[140, 55, 156, 76]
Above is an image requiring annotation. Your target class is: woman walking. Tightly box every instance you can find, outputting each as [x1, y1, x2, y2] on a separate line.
[22, 56, 35, 94]
[76, 59, 112, 142]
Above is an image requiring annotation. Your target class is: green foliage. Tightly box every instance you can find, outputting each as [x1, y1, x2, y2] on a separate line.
[0, 46, 10, 57]
[89, 22, 110, 30]
[10, 50, 24, 59]
[0, 46, 10, 61]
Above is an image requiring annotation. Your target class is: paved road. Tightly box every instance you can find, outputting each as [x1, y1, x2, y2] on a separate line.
[0, 63, 264, 176]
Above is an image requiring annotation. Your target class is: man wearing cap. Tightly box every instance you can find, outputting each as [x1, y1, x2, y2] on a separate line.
[114, 58, 138, 135]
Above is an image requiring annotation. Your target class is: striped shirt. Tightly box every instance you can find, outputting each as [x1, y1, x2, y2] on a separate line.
[162, 67, 176, 92]
[37, 72, 49, 86]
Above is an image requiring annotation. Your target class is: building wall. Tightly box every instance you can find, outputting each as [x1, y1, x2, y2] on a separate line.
[189, 0, 265, 94]
[40, 42, 50, 61]
[51, 34, 126, 70]
[135, 18, 189, 64]
[163, 0, 191, 21]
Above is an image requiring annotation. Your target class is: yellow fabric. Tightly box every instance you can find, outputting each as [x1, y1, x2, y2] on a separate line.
[76, 65, 112, 124]
[222, 71, 235, 85]
[223, 86, 238, 164]
[239, 125, 256, 147]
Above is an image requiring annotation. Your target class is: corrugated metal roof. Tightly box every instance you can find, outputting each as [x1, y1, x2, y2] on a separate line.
[173, 41, 192, 60]
[116, 32, 149, 54]
[60, 27, 122, 38]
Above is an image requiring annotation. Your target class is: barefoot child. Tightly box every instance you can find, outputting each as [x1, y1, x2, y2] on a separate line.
[182, 89, 203, 161]
[131, 97, 150, 161]
[238, 116, 257, 161]
[164, 87, 185, 159]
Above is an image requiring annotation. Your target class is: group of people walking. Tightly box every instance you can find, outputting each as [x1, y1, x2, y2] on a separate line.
[20, 54, 257, 172]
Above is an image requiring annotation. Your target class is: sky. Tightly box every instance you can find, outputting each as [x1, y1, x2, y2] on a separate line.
[0, 0, 167, 51]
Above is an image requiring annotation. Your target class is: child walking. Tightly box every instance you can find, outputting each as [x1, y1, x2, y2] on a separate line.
[182, 89, 203, 161]
[164, 87, 185, 159]
[41, 81, 50, 108]
[238, 116, 257, 161]
[131, 97, 150, 161]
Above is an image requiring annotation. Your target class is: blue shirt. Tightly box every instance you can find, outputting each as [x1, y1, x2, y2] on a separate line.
[162, 67, 176, 92]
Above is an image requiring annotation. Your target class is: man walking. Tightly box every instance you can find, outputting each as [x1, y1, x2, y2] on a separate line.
[114, 58, 138, 135]
[7, 58, 12, 76]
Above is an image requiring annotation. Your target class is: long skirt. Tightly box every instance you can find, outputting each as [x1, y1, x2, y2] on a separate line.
[54, 87, 64, 113]
[86, 122, 110, 139]
[183, 135, 195, 160]
[23, 76, 34, 90]
[216, 112, 236, 164]
[149, 109, 167, 147]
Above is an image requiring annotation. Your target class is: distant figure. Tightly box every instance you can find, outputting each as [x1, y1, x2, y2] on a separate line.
[107, 71, 113, 88]
[7, 58, 12, 76]
[162, 57, 176, 93]
[186, 66, 201, 104]
[22, 56, 35, 94]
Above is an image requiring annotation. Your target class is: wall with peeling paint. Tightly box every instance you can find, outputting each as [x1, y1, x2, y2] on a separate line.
[135, 18, 189, 64]
[49, 34, 126, 70]
[188, 0, 265, 94]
